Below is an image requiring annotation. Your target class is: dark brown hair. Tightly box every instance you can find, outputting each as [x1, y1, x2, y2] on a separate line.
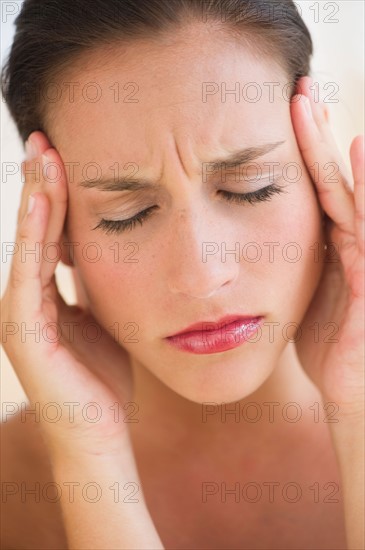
[1, 0, 313, 145]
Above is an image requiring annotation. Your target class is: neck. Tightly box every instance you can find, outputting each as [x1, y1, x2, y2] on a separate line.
[129, 343, 323, 452]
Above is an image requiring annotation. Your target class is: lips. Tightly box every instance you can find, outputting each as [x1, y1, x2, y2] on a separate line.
[166, 315, 262, 338]
[165, 315, 264, 355]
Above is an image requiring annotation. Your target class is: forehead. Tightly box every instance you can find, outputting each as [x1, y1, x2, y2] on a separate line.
[45, 24, 290, 170]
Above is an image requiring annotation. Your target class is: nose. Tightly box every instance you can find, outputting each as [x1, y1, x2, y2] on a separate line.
[166, 207, 240, 299]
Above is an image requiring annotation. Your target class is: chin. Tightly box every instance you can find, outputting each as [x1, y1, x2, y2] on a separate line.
[159, 353, 276, 405]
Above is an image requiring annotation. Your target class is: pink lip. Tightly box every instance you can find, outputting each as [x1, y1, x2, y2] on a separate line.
[165, 315, 264, 355]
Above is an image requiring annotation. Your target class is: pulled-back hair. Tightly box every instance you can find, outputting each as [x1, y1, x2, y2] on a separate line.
[1, 0, 313, 145]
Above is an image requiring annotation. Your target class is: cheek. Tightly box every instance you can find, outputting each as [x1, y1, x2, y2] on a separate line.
[256, 173, 324, 322]
[65, 198, 149, 327]
[73, 246, 157, 337]
[77, 252, 148, 316]
[235, 169, 323, 280]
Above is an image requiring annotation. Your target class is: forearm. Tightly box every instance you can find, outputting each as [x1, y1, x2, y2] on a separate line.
[50, 446, 164, 550]
[330, 415, 364, 550]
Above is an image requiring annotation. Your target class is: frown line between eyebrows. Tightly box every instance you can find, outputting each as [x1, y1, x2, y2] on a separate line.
[77, 140, 286, 193]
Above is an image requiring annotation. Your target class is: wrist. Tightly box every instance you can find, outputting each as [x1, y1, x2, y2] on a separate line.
[327, 411, 364, 471]
[43, 429, 137, 472]
[47, 440, 163, 549]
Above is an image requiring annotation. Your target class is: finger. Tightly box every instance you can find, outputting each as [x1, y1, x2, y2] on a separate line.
[17, 131, 53, 224]
[296, 76, 325, 128]
[296, 76, 352, 186]
[40, 148, 68, 287]
[350, 135, 365, 254]
[42, 272, 71, 330]
[296, 76, 334, 136]
[9, 192, 50, 320]
[321, 102, 329, 123]
[16, 134, 69, 289]
[291, 93, 355, 237]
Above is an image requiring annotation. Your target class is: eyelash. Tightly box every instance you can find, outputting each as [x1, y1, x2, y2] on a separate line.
[93, 181, 286, 236]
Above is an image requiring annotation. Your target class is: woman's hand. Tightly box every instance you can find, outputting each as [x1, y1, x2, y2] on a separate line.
[1, 131, 164, 549]
[291, 76, 364, 550]
[290, 76, 364, 419]
[1, 131, 135, 458]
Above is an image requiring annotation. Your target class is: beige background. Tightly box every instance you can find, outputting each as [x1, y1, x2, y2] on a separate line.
[1, 1, 364, 418]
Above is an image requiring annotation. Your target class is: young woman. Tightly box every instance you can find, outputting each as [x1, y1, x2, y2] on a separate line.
[1, 0, 364, 548]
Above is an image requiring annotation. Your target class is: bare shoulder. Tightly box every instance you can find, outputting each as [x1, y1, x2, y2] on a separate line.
[1, 411, 68, 549]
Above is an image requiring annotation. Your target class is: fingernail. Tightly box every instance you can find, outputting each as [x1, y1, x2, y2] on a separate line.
[27, 194, 36, 215]
[25, 138, 38, 160]
[302, 96, 313, 120]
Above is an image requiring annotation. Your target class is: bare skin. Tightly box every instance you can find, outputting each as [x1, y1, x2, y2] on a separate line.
[1, 344, 347, 549]
[1, 20, 363, 549]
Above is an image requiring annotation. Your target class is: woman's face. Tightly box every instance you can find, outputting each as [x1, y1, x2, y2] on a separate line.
[49, 25, 324, 403]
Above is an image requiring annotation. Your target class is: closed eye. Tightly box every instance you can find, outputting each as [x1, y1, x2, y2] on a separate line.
[92, 180, 288, 236]
[92, 205, 158, 235]
[218, 181, 287, 205]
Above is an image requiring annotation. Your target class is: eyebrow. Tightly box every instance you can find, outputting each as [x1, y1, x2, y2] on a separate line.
[78, 140, 286, 192]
